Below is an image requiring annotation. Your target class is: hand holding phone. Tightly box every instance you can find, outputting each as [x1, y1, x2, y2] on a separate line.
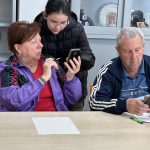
[64, 49, 81, 80]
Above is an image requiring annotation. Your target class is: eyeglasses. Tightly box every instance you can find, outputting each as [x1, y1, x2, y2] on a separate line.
[47, 19, 69, 27]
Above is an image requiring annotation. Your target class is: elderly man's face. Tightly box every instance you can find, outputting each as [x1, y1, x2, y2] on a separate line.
[116, 35, 144, 77]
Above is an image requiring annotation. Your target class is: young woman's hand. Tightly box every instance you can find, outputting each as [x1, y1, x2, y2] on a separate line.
[64, 56, 81, 81]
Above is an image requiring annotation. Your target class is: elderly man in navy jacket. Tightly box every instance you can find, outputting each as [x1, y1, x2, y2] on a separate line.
[90, 27, 150, 115]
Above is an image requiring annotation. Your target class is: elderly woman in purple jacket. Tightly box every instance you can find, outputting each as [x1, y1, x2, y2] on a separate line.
[0, 21, 82, 111]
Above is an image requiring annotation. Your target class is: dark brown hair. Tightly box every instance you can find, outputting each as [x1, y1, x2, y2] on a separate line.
[45, 0, 71, 16]
[7, 21, 40, 53]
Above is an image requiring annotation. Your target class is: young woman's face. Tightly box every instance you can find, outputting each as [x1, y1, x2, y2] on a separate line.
[45, 12, 68, 34]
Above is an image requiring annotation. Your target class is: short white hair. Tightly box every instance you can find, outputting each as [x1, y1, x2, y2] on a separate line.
[116, 27, 144, 48]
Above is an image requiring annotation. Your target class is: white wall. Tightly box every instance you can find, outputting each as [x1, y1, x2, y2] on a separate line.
[18, 0, 47, 22]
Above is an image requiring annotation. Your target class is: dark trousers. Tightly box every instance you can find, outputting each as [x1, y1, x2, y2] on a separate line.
[69, 97, 85, 111]
[69, 70, 88, 111]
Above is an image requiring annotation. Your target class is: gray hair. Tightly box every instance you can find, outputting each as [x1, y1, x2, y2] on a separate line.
[116, 27, 144, 48]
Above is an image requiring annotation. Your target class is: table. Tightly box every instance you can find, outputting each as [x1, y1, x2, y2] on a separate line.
[0, 111, 149, 150]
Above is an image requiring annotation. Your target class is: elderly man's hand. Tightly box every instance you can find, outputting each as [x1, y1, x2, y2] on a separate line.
[126, 98, 150, 115]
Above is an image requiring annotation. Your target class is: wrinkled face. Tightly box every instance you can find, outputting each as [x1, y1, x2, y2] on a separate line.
[116, 35, 144, 75]
[45, 12, 68, 34]
[17, 33, 43, 61]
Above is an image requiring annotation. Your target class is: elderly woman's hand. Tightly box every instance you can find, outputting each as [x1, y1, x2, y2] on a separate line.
[64, 56, 81, 81]
[42, 58, 58, 82]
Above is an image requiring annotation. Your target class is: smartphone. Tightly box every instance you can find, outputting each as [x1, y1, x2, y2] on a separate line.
[67, 48, 81, 61]
[143, 95, 150, 106]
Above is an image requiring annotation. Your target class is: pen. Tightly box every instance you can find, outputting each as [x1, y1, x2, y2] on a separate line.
[53, 58, 60, 63]
[130, 117, 144, 124]
[46, 57, 60, 63]
[47, 57, 60, 62]
[54, 58, 60, 61]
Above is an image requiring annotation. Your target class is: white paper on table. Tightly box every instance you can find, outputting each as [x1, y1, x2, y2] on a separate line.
[125, 112, 150, 123]
[133, 113, 150, 123]
[32, 117, 80, 135]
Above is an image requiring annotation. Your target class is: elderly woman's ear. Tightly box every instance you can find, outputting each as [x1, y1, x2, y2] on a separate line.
[14, 44, 21, 55]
